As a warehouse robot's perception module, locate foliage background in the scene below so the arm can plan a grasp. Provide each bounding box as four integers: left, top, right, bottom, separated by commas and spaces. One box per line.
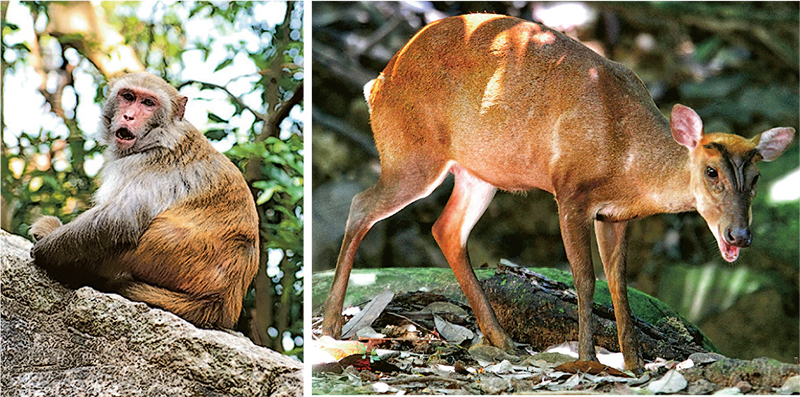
2, 1, 304, 360
311, 1, 798, 362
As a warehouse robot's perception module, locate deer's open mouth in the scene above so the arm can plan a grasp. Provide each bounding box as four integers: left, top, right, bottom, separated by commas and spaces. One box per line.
719, 240, 740, 263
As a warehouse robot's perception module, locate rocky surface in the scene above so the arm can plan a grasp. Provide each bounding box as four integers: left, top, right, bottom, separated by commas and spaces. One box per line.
1, 230, 302, 397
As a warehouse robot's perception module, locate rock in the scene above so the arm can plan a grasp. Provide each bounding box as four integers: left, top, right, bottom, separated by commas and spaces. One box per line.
682, 356, 799, 391
483, 263, 717, 361
0, 230, 302, 397
688, 378, 718, 395
734, 380, 752, 393
713, 387, 742, 395
478, 375, 512, 394
525, 352, 576, 368
468, 345, 518, 365
775, 375, 800, 395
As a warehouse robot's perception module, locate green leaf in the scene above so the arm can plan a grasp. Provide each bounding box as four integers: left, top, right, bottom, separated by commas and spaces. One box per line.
207, 112, 228, 123
204, 129, 227, 141
214, 58, 234, 72
257, 186, 278, 205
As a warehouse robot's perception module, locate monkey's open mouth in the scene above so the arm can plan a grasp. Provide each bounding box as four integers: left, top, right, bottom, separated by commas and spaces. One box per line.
115, 128, 136, 141
114, 128, 137, 151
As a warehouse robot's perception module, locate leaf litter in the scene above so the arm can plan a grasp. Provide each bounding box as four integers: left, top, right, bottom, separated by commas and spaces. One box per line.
312, 289, 799, 395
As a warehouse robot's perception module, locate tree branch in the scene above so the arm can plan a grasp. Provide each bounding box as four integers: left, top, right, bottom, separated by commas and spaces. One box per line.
180, 80, 269, 122
259, 82, 304, 142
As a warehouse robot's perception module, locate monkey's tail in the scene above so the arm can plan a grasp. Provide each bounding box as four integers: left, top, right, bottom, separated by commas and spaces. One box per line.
121, 282, 230, 329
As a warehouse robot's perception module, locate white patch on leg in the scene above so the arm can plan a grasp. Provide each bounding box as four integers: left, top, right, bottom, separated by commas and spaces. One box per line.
452, 166, 497, 246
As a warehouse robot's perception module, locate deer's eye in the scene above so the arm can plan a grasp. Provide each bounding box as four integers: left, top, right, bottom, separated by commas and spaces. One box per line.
752, 174, 759, 186
706, 166, 718, 179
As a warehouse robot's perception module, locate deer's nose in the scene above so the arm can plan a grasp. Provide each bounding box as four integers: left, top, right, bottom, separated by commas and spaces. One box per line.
725, 226, 751, 247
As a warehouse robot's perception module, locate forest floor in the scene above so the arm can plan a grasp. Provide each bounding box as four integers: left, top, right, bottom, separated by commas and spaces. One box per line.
311, 267, 799, 395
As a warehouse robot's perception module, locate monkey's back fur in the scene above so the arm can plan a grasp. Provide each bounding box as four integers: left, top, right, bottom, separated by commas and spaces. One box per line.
114, 128, 259, 328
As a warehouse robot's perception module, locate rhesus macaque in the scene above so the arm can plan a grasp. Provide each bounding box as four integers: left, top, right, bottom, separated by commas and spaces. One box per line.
29, 72, 259, 329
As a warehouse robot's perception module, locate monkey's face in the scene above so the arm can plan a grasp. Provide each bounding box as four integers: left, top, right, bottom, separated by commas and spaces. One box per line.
112, 88, 162, 152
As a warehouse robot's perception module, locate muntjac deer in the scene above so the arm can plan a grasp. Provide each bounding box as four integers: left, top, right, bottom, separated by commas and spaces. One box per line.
321, 14, 795, 372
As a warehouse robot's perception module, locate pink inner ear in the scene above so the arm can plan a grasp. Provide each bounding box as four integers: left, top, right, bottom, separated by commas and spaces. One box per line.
757, 127, 795, 162
670, 104, 704, 149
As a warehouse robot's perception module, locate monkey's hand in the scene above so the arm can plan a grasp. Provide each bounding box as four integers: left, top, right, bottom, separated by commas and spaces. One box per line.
29, 216, 63, 242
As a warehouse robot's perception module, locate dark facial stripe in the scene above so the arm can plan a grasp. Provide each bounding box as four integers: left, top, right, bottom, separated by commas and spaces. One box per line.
703, 142, 758, 193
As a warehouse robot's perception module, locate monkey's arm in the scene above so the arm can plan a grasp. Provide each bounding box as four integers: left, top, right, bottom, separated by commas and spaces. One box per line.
31, 204, 150, 270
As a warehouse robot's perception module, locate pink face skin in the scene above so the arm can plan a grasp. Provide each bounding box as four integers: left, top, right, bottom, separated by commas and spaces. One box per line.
114, 88, 161, 151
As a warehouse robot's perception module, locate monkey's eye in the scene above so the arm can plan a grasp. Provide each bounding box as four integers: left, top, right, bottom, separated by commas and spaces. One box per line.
121, 92, 135, 102
142, 98, 156, 107
705, 166, 718, 179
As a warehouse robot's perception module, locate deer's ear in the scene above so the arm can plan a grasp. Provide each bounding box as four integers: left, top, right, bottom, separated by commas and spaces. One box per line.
670, 104, 703, 149
754, 127, 795, 162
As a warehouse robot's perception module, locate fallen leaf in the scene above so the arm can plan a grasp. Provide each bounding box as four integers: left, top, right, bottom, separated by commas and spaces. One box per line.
676, 358, 694, 370
645, 357, 675, 372
433, 314, 473, 344
342, 306, 361, 316
343, 364, 362, 383
597, 351, 625, 371
483, 360, 514, 374
423, 301, 468, 319
775, 375, 800, 395
613, 382, 636, 394
434, 364, 455, 373
547, 371, 574, 381
315, 336, 370, 361
453, 361, 470, 375
554, 360, 632, 378
356, 327, 385, 339
308, 345, 339, 366
584, 372, 636, 384
372, 382, 391, 393
646, 369, 688, 394
629, 372, 651, 387
339, 353, 402, 373
688, 352, 726, 365
548, 373, 582, 391
342, 289, 395, 339
544, 341, 579, 358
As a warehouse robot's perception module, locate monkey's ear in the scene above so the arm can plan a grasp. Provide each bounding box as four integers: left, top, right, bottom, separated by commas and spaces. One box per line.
175, 96, 188, 121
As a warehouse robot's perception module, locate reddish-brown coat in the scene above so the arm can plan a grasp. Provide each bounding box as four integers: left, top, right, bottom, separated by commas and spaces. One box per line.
322, 14, 794, 372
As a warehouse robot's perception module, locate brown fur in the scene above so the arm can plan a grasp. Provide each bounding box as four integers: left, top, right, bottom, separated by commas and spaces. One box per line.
322, 14, 795, 372
30, 72, 258, 329
29, 216, 62, 241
